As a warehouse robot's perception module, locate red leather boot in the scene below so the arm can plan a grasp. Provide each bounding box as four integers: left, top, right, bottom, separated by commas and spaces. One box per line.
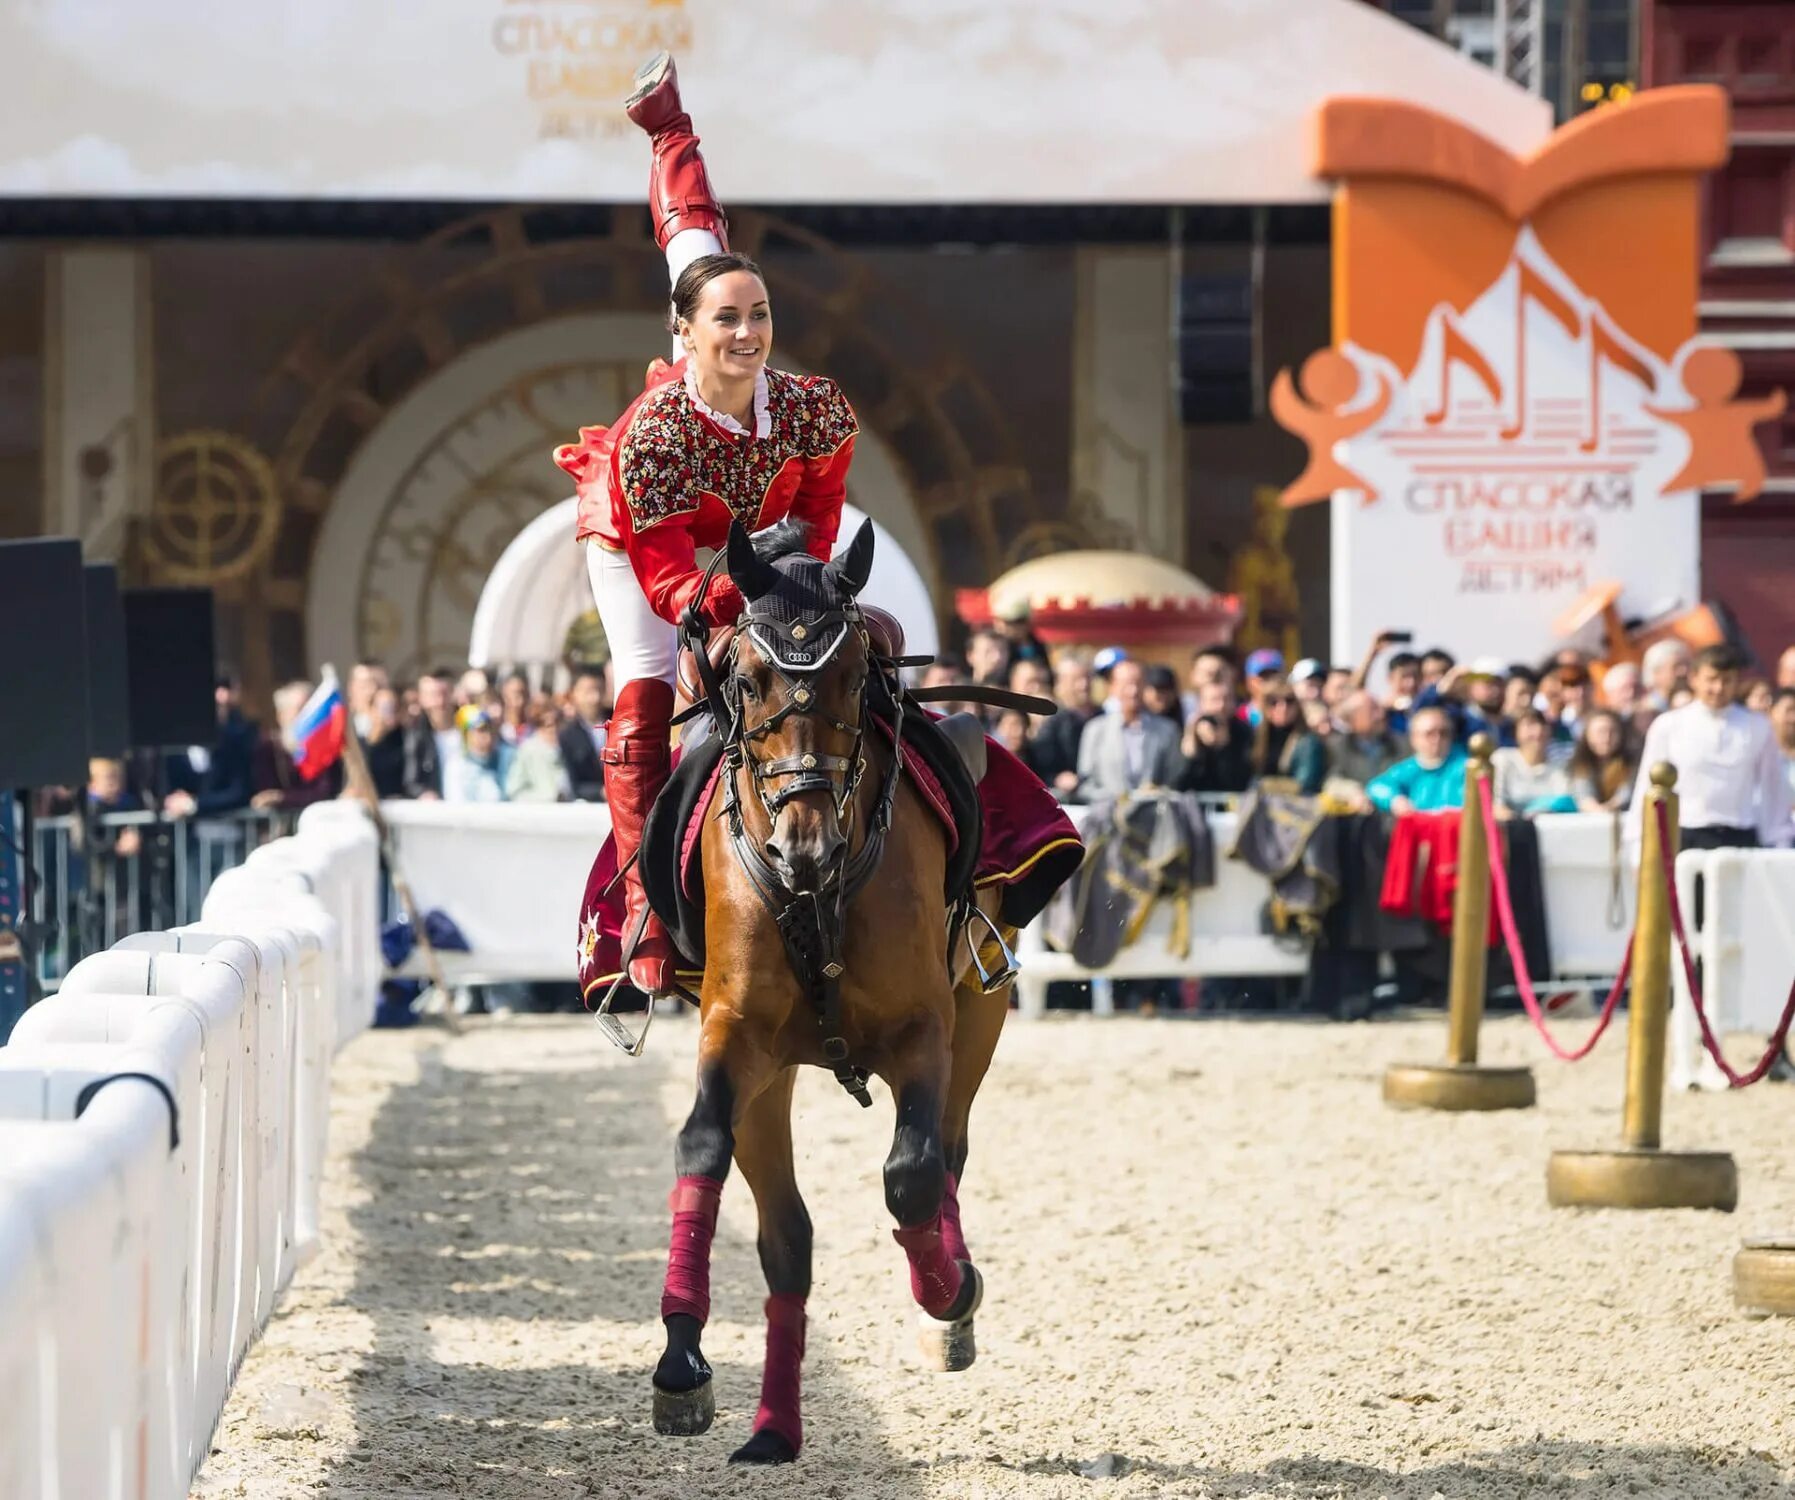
625, 52, 729, 252
603, 678, 678, 996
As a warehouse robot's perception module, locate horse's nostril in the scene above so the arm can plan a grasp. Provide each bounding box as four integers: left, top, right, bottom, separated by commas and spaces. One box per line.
764, 841, 784, 866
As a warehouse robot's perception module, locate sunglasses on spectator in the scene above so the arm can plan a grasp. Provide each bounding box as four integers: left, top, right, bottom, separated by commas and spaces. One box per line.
1263, 695, 1296, 708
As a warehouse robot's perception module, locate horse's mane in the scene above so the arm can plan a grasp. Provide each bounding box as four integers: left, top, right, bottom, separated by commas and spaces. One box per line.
751, 519, 813, 565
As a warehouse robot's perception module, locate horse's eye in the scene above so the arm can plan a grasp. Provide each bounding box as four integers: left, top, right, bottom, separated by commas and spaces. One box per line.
735, 676, 759, 701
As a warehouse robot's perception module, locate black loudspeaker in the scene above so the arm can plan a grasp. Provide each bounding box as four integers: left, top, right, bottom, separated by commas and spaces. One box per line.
0, 537, 90, 786
123, 588, 216, 748
83, 564, 131, 758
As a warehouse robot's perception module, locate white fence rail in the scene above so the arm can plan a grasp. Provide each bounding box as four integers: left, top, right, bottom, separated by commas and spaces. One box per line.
0, 801, 379, 1500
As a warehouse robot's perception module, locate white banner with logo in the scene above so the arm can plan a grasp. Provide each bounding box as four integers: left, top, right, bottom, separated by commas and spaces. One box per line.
0, 0, 1546, 204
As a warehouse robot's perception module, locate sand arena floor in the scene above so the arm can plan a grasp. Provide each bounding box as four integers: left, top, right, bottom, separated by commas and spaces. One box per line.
192, 1012, 1795, 1499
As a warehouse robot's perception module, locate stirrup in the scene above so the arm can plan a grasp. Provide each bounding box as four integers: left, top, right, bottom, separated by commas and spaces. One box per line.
593, 908, 655, 1057
965, 906, 1020, 996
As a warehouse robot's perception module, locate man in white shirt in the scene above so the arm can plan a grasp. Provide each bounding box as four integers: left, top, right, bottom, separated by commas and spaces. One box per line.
1630, 645, 1792, 850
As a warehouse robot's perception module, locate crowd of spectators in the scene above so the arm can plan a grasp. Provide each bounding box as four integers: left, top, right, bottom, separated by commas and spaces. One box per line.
965, 619, 1795, 845
42, 620, 1795, 851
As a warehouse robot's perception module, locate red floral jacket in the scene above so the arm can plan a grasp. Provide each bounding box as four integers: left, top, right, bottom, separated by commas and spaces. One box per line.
554, 358, 858, 626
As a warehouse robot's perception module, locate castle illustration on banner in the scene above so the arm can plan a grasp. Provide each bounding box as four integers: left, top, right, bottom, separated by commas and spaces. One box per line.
1273, 227, 1782, 511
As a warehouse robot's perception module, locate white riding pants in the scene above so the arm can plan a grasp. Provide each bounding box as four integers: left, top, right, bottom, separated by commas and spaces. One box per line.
586, 225, 727, 685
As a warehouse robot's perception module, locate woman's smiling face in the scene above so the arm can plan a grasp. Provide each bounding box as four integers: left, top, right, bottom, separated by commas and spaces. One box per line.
681, 269, 772, 386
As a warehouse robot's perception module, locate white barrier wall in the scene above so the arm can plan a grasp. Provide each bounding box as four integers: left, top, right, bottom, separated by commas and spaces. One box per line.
1671, 848, 1795, 1092
0, 804, 379, 1500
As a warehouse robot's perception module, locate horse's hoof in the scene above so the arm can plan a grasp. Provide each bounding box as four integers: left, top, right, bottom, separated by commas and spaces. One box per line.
651, 1377, 714, 1436
729, 1428, 798, 1465
918, 1262, 983, 1372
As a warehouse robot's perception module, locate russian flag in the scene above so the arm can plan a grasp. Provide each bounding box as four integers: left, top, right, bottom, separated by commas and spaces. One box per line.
287, 670, 347, 782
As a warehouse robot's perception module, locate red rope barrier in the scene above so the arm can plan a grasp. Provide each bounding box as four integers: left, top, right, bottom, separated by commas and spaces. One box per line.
1653, 798, 1795, 1088
1477, 778, 1630, 1062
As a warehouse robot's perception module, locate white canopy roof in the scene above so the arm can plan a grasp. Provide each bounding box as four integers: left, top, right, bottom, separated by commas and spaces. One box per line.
0, 1, 1548, 204
468, 501, 940, 671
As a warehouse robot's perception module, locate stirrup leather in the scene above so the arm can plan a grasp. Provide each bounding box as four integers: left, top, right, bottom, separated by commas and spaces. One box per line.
965, 905, 1020, 995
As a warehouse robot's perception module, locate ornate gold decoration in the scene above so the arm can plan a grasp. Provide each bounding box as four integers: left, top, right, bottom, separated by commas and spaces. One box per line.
143, 430, 279, 585
1227, 484, 1303, 662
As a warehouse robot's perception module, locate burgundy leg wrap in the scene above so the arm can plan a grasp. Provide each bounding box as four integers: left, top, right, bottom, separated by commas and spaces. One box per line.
751, 1293, 807, 1454
661, 1175, 723, 1323
940, 1171, 970, 1265
892, 1214, 965, 1319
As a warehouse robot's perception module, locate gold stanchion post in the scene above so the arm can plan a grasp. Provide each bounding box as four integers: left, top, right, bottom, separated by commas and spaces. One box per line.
1383, 735, 1536, 1111
1546, 763, 1736, 1210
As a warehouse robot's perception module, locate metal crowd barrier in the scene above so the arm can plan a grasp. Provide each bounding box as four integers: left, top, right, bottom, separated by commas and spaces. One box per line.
29, 809, 292, 993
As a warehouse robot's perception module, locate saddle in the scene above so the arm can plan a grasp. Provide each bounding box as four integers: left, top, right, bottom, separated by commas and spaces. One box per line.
639, 692, 987, 974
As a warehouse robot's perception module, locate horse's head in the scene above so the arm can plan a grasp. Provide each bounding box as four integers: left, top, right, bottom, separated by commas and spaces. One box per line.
724, 516, 877, 893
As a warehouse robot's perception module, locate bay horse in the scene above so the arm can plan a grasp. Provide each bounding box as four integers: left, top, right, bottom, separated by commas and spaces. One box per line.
647, 518, 1023, 1466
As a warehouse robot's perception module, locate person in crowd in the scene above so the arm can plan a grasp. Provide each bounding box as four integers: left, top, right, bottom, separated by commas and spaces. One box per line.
1092, 645, 1129, 703
496, 669, 533, 744
418, 669, 462, 786
918, 653, 980, 719
1366, 705, 1467, 814
1598, 661, 1643, 720
1182, 644, 1237, 721
1239, 648, 1284, 725
1326, 690, 1404, 791
85, 757, 144, 860
1502, 665, 1540, 724
1553, 663, 1593, 737
1249, 678, 1328, 794
557, 664, 609, 802
1630, 643, 1792, 849
1455, 657, 1511, 742
1568, 708, 1637, 813
507, 699, 570, 802
359, 685, 410, 799
1077, 658, 1181, 798
1741, 678, 1775, 714
1773, 688, 1795, 807
1420, 648, 1455, 689
992, 596, 1050, 668
1491, 710, 1575, 817
1009, 656, 1053, 704
1641, 638, 1692, 713
1322, 664, 1353, 712
347, 661, 388, 739
444, 705, 515, 803
1668, 684, 1696, 710
966, 627, 1011, 689
1778, 646, 1795, 692
1176, 679, 1254, 795
993, 708, 1038, 776
1349, 630, 1421, 731
1289, 658, 1326, 707
1032, 652, 1097, 800
1142, 663, 1185, 729
1531, 666, 1580, 762
250, 679, 346, 812
162, 676, 260, 823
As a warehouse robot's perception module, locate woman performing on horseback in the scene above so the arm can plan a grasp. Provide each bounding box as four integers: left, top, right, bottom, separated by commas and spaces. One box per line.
555, 51, 857, 999
556, 55, 1084, 1468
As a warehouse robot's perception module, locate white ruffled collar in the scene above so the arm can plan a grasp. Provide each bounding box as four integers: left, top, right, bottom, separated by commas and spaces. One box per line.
685, 364, 770, 440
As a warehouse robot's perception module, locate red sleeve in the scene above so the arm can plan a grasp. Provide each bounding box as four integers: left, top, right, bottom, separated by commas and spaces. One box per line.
790, 433, 855, 562
625, 521, 745, 628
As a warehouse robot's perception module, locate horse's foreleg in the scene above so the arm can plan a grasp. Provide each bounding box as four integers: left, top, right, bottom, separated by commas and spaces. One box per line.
727, 1068, 809, 1466
940, 929, 1014, 1268
653, 1026, 770, 1437
882, 1014, 982, 1342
